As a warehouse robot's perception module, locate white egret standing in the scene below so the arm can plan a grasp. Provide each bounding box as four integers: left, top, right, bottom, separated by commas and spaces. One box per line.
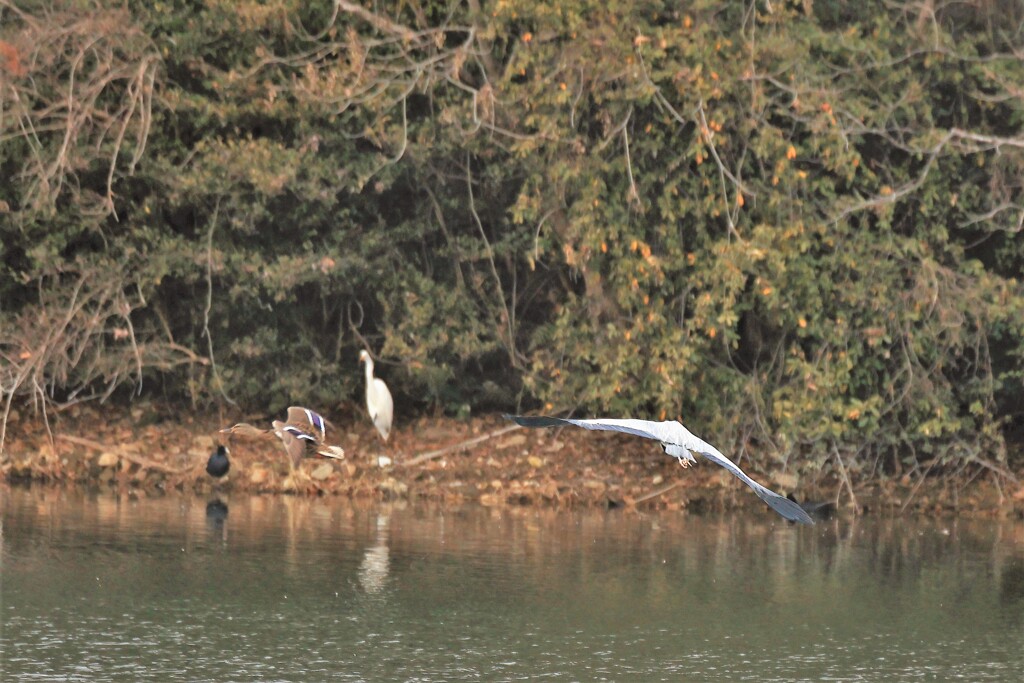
505, 415, 813, 524
360, 350, 394, 442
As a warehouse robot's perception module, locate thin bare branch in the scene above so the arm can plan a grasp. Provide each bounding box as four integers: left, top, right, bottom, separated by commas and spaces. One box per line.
403, 423, 522, 467
466, 153, 518, 367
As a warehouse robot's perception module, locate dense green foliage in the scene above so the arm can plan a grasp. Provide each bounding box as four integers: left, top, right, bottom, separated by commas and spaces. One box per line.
2, 0, 1022, 477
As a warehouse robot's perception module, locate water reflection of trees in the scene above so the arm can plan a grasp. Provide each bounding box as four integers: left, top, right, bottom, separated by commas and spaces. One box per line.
5, 488, 1023, 625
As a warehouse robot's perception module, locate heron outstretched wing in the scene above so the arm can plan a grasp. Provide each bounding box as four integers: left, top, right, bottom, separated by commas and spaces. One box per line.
505, 414, 814, 525
506, 415, 673, 442
686, 441, 813, 524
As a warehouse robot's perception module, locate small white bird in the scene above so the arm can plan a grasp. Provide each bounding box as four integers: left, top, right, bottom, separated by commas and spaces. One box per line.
505, 415, 813, 524
360, 350, 394, 442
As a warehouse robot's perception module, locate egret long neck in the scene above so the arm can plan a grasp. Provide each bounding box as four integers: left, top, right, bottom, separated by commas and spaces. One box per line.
363, 357, 375, 382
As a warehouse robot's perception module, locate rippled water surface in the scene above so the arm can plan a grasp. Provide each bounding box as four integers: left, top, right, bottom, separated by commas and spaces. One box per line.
3, 488, 1023, 681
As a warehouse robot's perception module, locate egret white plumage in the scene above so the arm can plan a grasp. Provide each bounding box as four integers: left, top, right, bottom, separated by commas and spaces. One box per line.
505, 415, 813, 525
359, 350, 394, 442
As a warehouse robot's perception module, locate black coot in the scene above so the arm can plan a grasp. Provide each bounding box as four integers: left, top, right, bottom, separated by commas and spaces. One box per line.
206, 445, 230, 477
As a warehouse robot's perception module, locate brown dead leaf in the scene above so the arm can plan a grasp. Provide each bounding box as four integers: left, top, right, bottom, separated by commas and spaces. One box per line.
97, 452, 119, 467
772, 472, 798, 490
496, 434, 527, 450
378, 478, 408, 495
311, 463, 334, 481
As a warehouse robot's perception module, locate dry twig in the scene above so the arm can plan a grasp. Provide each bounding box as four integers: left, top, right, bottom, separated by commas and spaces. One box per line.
403, 423, 521, 467
56, 433, 193, 475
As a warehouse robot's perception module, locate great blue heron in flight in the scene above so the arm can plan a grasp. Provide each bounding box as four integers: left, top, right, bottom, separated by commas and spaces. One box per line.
505, 415, 813, 524
360, 350, 394, 442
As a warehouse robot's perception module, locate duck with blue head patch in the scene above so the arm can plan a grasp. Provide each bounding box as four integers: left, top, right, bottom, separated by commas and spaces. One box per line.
220, 406, 345, 471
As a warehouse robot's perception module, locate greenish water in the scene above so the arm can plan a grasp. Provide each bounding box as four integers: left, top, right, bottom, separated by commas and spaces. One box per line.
2, 488, 1023, 681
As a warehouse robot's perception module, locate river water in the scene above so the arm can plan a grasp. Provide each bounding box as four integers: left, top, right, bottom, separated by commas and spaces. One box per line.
2, 488, 1023, 681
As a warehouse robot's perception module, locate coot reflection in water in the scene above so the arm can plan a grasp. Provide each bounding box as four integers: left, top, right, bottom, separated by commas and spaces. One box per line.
206, 498, 229, 525
2, 489, 1023, 681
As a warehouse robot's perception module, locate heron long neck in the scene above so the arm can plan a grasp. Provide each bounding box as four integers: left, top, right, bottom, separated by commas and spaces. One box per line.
363, 357, 374, 383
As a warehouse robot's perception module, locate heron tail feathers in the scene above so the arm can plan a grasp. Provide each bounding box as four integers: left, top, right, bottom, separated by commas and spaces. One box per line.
754, 486, 815, 525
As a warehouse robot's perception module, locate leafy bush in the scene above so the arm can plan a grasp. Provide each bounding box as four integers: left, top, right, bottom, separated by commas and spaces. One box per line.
2, 0, 1021, 477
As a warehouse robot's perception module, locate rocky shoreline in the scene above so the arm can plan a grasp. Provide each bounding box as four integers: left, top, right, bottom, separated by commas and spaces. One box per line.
2, 406, 1022, 519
